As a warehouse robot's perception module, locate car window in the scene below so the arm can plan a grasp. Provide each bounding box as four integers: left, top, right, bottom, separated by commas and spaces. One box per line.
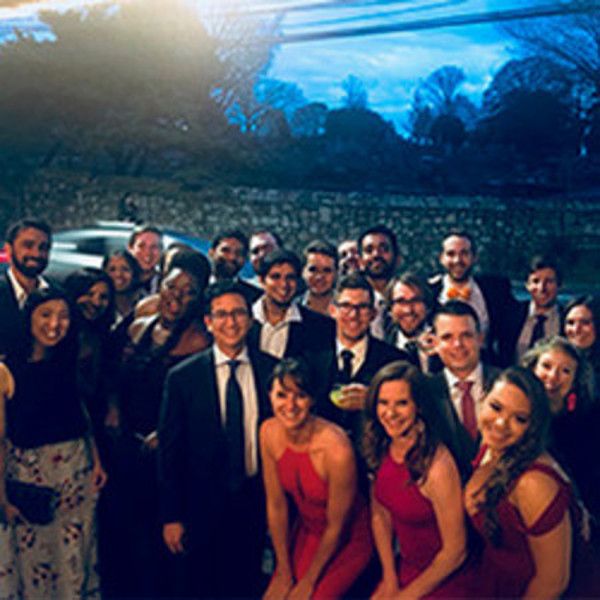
74, 237, 108, 256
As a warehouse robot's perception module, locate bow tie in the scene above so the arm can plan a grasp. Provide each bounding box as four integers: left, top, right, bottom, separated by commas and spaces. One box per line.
447, 287, 471, 301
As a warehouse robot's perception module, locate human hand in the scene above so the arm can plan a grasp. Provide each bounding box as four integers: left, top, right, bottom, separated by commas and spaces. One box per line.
287, 577, 315, 600
91, 460, 108, 493
338, 383, 368, 411
263, 571, 294, 600
104, 404, 121, 434
163, 522, 186, 554
141, 431, 159, 452
418, 329, 437, 356
370, 577, 402, 600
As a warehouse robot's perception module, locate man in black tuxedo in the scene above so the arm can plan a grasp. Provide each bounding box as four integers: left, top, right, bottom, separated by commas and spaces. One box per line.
428, 229, 515, 366
158, 281, 276, 598
250, 249, 335, 359
0, 217, 53, 360
310, 272, 407, 437
504, 254, 563, 365
427, 301, 500, 479
209, 229, 262, 304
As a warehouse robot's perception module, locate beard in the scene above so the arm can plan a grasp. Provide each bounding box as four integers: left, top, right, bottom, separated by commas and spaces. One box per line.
213, 258, 240, 279
447, 263, 472, 283
13, 254, 47, 277
364, 258, 394, 281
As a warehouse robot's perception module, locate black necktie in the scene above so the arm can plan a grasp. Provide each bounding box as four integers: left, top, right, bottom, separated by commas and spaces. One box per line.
340, 349, 354, 383
405, 340, 420, 368
225, 359, 245, 492
529, 314, 547, 348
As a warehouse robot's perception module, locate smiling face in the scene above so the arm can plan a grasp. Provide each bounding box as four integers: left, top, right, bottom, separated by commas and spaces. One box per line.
533, 348, 577, 412
105, 254, 134, 293
439, 235, 475, 284
303, 252, 337, 297
210, 237, 247, 279
434, 313, 483, 378
565, 305, 596, 350
526, 268, 559, 311
270, 375, 313, 431
129, 231, 162, 275
390, 281, 428, 336
7, 226, 51, 279
31, 299, 70, 352
158, 268, 200, 325
331, 287, 374, 346
376, 378, 418, 441
205, 292, 251, 357
479, 380, 532, 454
360, 233, 396, 281
260, 262, 298, 308
77, 281, 111, 322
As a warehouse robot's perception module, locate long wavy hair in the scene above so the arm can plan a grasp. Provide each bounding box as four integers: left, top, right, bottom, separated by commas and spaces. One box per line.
476, 367, 551, 546
362, 360, 442, 483
521, 336, 595, 414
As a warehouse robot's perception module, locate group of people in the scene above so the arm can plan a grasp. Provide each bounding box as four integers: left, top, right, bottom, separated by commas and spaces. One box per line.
0, 216, 598, 599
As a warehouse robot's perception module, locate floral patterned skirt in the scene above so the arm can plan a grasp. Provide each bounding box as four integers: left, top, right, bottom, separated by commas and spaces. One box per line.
0, 437, 100, 600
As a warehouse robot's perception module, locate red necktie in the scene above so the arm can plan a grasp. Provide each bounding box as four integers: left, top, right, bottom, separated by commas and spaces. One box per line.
456, 380, 477, 440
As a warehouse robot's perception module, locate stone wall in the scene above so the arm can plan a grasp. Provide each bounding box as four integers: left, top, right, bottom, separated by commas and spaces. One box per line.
15, 171, 600, 282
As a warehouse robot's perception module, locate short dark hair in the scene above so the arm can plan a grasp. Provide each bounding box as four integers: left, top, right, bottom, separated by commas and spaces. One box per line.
269, 357, 318, 401
334, 272, 375, 306
211, 229, 249, 255
204, 280, 252, 315
303, 239, 338, 269
385, 272, 434, 313
527, 254, 562, 286
433, 300, 481, 332
127, 223, 163, 248
358, 225, 398, 258
5, 217, 52, 245
102, 250, 142, 288
257, 249, 301, 278
441, 230, 477, 256
251, 230, 283, 248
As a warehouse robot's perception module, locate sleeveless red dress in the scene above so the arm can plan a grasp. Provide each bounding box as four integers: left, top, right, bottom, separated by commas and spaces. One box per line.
272, 447, 373, 600
373, 451, 477, 598
469, 450, 572, 598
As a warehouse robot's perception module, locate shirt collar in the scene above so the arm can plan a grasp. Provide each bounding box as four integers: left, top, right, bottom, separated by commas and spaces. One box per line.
442, 274, 474, 294
444, 361, 483, 389
528, 301, 559, 319
252, 296, 302, 325
213, 343, 250, 367
7, 267, 49, 308
336, 334, 368, 359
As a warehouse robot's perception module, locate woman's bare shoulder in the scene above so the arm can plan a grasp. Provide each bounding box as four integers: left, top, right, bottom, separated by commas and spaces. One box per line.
0, 363, 15, 399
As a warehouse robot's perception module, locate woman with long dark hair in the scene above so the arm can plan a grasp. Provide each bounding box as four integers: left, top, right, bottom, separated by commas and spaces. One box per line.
363, 360, 474, 599
0, 288, 106, 598
465, 367, 573, 598
261, 358, 372, 600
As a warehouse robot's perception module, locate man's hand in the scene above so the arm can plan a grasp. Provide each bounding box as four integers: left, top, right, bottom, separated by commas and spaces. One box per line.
163, 522, 186, 554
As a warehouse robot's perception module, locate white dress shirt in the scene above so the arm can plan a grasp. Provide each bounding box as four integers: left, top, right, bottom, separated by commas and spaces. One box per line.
336, 335, 368, 377
440, 275, 490, 341
7, 267, 50, 309
252, 297, 302, 359
516, 302, 561, 361
444, 362, 485, 424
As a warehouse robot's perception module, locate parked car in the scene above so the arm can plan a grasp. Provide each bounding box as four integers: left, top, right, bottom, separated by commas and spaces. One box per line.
45, 221, 229, 281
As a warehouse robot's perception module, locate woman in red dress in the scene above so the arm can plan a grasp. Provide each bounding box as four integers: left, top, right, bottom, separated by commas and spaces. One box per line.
363, 360, 473, 599
260, 358, 372, 600
465, 366, 572, 598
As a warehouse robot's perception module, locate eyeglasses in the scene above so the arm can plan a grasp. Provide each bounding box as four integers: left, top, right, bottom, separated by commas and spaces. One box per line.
210, 308, 249, 322
335, 302, 372, 316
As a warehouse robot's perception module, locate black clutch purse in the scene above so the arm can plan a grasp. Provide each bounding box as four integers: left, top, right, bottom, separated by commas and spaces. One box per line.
4, 480, 59, 525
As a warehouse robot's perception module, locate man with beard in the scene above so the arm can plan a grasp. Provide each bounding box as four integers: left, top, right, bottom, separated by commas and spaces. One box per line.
249, 249, 334, 359
0, 217, 53, 359
209, 229, 261, 304
358, 225, 401, 340
428, 230, 514, 366
385, 272, 439, 373
507, 254, 563, 363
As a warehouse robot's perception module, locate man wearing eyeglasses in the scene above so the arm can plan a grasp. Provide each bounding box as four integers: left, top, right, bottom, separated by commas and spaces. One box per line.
310, 273, 407, 436
158, 280, 275, 598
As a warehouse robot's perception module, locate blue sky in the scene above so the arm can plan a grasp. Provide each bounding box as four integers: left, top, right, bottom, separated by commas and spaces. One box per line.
0, 0, 553, 129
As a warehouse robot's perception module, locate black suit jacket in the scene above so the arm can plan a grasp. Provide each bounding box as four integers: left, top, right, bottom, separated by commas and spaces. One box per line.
237, 279, 263, 305
248, 303, 336, 359
157, 345, 276, 530
429, 273, 516, 367
309, 334, 408, 430
0, 272, 22, 360
427, 363, 500, 481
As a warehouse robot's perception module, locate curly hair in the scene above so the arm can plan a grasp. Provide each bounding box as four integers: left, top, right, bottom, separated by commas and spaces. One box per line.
521, 336, 595, 414
475, 367, 551, 546
362, 361, 442, 483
